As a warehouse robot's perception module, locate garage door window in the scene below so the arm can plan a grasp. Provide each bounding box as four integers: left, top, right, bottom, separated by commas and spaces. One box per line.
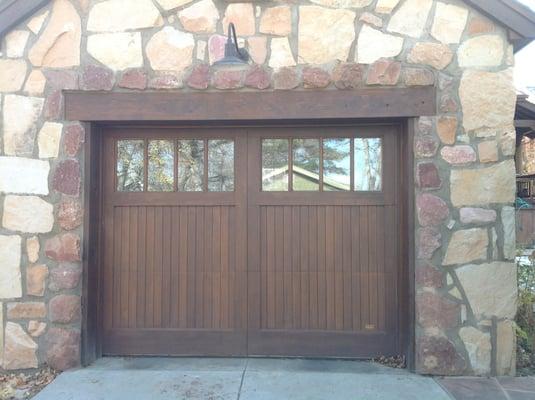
116, 139, 235, 192
261, 137, 382, 192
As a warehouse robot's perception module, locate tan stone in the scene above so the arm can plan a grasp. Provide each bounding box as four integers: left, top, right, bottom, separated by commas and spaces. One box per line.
460, 69, 516, 132
87, 0, 163, 32
459, 327, 491, 375
437, 116, 458, 145
196, 40, 207, 61
38, 122, 63, 159
0, 303, 3, 366
359, 12, 383, 28
458, 35, 504, 68
375, 0, 401, 14
223, 3, 255, 36
179, 0, 219, 34
29, 0, 81, 68
5, 30, 30, 58
27, 237, 40, 264
468, 17, 495, 36
478, 141, 498, 163
499, 126, 516, 156
310, 0, 372, 6
431, 2, 468, 44
443, 228, 488, 266
27, 11, 49, 35
451, 160, 515, 207
299, 6, 355, 64
248, 37, 268, 64
269, 37, 296, 69
28, 321, 47, 337
146, 27, 194, 74
155, 0, 194, 11
3, 95, 44, 157
87, 32, 143, 71
456, 262, 517, 320
3, 195, 54, 234
388, 0, 433, 38
501, 206, 515, 261
407, 42, 453, 70
0, 60, 28, 92
357, 25, 403, 64
26, 265, 49, 297
260, 6, 291, 36
0, 157, 50, 196
0, 235, 22, 299
496, 320, 516, 376
3, 322, 37, 370
7, 302, 46, 319
24, 70, 46, 95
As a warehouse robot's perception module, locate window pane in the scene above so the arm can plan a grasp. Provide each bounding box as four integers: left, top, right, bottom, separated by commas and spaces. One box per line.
148, 140, 174, 192
293, 138, 320, 191
262, 139, 289, 191
117, 140, 144, 192
323, 138, 350, 191
208, 139, 234, 192
177, 139, 204, 192
354, 138, 382, 191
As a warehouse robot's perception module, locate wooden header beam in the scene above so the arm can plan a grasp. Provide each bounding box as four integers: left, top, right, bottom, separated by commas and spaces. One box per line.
64, 88, 436, 122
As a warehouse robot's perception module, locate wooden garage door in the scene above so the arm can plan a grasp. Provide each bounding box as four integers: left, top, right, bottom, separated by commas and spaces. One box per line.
100, 125, 403, 358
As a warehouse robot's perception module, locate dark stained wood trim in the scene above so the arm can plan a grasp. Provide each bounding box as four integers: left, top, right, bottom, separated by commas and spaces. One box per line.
0, 0, 50, 39
64, 89, 437, 122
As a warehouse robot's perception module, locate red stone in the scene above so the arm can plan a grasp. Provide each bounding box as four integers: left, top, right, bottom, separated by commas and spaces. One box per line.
417, 227, 441, 260
49, 264, 82, 292
45, 327, 80, 371
366, 59, 401, 85
212, 69, 245, 90
118, 69, 147, 90
416, 162, 441, 189
80, 65, 114, 91
332, 63, 365, 89
44, 90, 62, 120
440, 94, 458, 113
414, 135, 439, 158
53, 159, 80, 196
63, 123, 85, 157
44, 70, 78, 90
57, 197, 83, 230
303, 67, 330, 89
415, 261, 443, 288
244, 65, 270, 90
416, 291, 459, 329
208, 34, 227, 64
273, 67, 299, 90
187, 64, 210, 90
440, 145, 476, 165
49, 295, 81, 323
45, 233, 81, 262
148, 74, 182, 89
417, 335, 467, 375
416, 193, 449, 227
403, 68, 435, 86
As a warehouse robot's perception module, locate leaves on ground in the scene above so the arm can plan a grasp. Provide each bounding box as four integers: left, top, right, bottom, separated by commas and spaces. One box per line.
0, 367, 58, 400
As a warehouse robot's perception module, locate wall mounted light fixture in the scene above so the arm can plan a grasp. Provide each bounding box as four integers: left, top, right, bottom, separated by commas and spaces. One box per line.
214, 23, 250, 66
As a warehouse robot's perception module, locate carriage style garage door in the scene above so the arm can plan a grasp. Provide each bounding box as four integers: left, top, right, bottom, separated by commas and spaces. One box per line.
100, 125, 403, 358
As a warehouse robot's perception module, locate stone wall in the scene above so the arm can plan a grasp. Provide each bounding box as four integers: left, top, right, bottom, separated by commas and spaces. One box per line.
0, 0, 517, 375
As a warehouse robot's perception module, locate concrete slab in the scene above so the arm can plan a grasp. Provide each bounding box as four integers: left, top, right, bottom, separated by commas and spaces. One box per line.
34, 357, 452, 400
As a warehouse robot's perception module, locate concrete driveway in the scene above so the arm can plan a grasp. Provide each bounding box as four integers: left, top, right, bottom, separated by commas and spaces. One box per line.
34, 357, 451, 400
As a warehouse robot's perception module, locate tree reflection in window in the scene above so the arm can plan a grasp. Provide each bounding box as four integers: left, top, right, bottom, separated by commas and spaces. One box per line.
354, 138, 382, 191
323, 138, 350, 191
208, 139, 234, 192
117, 140, 144, 192
177, 139, 204, 191
148, 140, 174, 192
262, 139, 289, 191
293, 138, 320, 191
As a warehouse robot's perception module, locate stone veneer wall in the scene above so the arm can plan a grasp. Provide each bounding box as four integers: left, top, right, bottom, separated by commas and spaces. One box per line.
0, 0, 518, 375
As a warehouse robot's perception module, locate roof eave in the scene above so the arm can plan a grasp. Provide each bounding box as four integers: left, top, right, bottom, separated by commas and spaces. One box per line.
0, 0, 50, 40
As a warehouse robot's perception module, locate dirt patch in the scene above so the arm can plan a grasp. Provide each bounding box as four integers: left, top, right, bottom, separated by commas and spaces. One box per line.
373, 355, 406, 369
0, 367, 58, 399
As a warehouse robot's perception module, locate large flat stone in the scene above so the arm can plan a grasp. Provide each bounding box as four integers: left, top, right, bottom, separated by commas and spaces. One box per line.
3, 95, 44, 157
38, 122, 63, 159
178, 0, 219, 33
298, 6, 355, 64
3, 195, 54, 233
450, 160, 515, 207
443, 228, 488, 266
0, 59, 27, 92
87, 32, 143, 71
456, 262, 517, 320
0, 157, 49, 195
3, 322, 37, 370
458, 35, 504, 68
87, 0, 163, 32
0, 235, 22, 299
431, 2, 468, 44
357, 25, 403, 64
388, 0, 433, 38
459, 327, 491, 375
146, 27, 194, 73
